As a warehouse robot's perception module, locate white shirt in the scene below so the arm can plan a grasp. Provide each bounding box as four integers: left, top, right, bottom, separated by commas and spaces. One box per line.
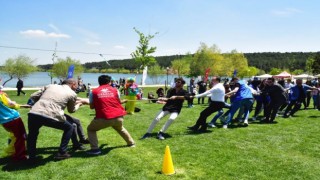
195, 83, 225, 102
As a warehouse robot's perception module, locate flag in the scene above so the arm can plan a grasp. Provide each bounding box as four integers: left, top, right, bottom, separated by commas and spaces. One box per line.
204, 68, 210, 82
67, 65, 75, 79
142, 66, 148, 85
233, 69, 238, 77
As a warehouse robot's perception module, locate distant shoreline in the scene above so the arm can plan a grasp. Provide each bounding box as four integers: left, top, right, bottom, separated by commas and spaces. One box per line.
2, 84, 166, 91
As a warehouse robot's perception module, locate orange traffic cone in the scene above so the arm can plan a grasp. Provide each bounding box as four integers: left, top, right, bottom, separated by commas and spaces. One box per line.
162, 145, 175, 175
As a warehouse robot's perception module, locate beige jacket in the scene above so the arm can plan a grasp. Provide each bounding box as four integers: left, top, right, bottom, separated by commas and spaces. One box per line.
29, 84, 78, 122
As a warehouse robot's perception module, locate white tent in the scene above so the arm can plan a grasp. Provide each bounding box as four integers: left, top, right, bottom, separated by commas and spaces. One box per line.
256, 74, 272, 79
293, 74, 314, 79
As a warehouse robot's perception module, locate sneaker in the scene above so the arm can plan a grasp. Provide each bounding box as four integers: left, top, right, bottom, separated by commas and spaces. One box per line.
157, 132, 165, 140
54, 152, 71, 160
222, 125, 228, 129
140, 133, 151, 140
208, 123, 216, 128
243, 119, 249, 127
79, 138, 90, 144
127, 144, 136, 148
86, 149, 101, 155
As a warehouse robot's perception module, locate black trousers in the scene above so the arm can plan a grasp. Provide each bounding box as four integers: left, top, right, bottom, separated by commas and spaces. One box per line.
284, 100, 302, 116
265, 100, 285, 122
194, 101, 225, 129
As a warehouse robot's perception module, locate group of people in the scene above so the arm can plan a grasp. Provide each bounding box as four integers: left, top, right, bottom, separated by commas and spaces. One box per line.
1, 74, 318, 163
1, 75, 136, 162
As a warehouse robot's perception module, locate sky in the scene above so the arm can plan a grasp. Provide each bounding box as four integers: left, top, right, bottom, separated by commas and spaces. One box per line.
1, 0, 319, 65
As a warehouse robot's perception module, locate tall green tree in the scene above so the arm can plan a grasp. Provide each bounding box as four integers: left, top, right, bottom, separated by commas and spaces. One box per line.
131, 27, 158, 70
189, 43, 224, 77
310, 53, 320, 75
171, 55, 192, 77
1, 55, 37, 86
51, 57, 84, 81
306, 57, 314, 74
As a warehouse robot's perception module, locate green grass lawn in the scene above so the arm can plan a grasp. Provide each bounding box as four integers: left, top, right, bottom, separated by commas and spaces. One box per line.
1, 88, 320, 179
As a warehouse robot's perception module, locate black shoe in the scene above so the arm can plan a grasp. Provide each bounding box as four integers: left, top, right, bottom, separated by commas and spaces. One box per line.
157, 132, 165, 140
187, 126, 198, 131
54, 152, 71, 160
140, 133, 151, 140
79, 138, 90, 144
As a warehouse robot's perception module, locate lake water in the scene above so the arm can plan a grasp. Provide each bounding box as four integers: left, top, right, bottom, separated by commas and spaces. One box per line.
0, 72, 192, 88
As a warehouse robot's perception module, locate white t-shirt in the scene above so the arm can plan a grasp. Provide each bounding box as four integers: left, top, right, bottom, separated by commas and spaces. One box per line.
195, 83, 225, 102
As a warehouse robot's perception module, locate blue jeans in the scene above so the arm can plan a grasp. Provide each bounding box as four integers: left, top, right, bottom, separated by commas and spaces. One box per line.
224, 98, 254, 125
27, 113, 75, 158
209, 102, 231, 124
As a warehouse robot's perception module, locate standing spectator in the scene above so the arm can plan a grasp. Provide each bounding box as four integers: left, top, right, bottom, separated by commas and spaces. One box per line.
16, 78, 26, 96
311, 83, 320, 109
187, 78, 196, 108
197, 78, 207, 104
0, 86, 30, 161
86, 75, 135, 155
27, 79, 84, 160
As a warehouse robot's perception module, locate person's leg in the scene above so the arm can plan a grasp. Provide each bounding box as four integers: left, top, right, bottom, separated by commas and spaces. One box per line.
191, 102, 224, 130
224, 101, 241, 126
17, 88, 21, 96
65, 114, 87, 142
87, 118, 111, 150
112, 117, 135, 145
284, 101, 295, 116
290, 101, 302, 116
3, 118, 27, 161
27, 113, 43, 159
253, 100, 262, 117
146, 111, 169, 133
159, 112, 179, 133
270, 101, 283, 122
209, 109, 224, 124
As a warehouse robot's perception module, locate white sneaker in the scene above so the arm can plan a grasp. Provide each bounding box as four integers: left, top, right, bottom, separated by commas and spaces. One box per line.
244, 119, 248, 127
223, 125, 228, 129
208, 123, 216, 128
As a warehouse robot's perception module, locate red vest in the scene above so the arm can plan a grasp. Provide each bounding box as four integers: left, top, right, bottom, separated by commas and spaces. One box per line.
92, 84, 126, 119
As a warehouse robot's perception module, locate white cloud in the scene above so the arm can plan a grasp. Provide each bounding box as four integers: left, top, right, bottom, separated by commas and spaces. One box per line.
87, 41, 101, 46
114, 45, 126, 49
20, 30, 71, 38
271, 8, 302, 17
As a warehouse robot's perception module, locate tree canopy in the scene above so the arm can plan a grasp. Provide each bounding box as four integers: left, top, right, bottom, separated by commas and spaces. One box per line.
131, 27, 158, 70
51, 57, 84, 81
1, 55, 37, 86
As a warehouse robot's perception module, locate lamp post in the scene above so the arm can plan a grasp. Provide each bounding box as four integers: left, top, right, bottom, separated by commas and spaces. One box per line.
166, 67, 169, 94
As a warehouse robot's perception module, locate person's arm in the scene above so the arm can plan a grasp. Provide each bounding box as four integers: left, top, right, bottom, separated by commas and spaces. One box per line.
225, 87, 239, 96
195, 90, 212, 98
67, 95, 80, 113
89, 91, 95, 109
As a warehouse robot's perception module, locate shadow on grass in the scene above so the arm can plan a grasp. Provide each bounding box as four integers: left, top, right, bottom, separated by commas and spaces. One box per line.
71, 144, 128, 158
1, 144, 132, 171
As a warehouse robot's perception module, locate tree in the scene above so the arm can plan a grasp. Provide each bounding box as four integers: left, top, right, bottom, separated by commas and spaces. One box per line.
189, 43, 224, 77
1, 55, 37, 86
306, 57, 314, 74
291, 69, 304, 75
51, 57, 84, 81
269, 68, 282, 75
148, 63, 164, 84
131, 27, 158, 69
171, 55, 192, 77
310, 53, 320, 75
